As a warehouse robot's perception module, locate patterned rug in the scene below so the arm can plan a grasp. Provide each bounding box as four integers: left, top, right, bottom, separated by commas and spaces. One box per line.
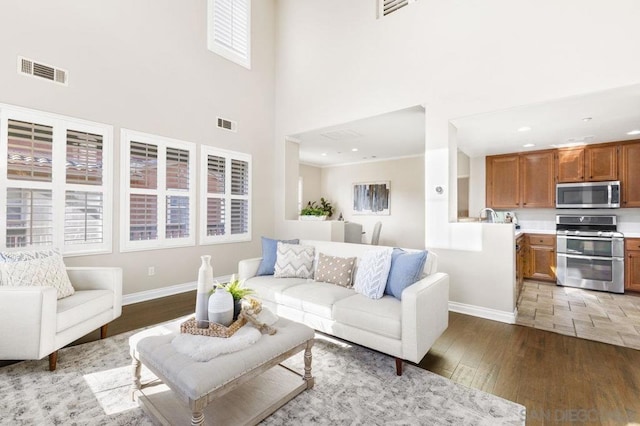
0, 328, 525, 425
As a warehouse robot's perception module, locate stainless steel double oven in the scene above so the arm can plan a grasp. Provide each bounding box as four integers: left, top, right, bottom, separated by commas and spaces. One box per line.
556, 215, 624, 293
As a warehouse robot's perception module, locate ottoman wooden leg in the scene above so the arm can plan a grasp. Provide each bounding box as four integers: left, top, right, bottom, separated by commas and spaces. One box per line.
191, 410, 204, 426
130, 357, 142, 401
303, 339, 315, 389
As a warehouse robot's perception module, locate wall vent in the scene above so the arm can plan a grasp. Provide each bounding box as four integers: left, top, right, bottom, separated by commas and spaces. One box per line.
18, 56, 68, 85
217, 117, 237, 132
379, 0, 417, 18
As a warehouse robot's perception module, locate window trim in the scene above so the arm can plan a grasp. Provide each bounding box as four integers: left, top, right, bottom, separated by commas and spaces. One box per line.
200, 145, 252, 245
0, 103, 113, 256
207, 0, 251, 69
120, 129, 197, 252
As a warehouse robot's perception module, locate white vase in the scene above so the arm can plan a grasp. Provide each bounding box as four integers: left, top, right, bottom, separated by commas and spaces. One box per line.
208, 285, 234, 326
195, 255, 214, 328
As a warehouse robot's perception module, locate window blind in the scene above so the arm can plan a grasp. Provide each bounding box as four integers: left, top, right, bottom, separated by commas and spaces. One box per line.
230, 159, 249, 195
66, 129, 103, 185
130, 141, 158, 189
64, 191, 103, 244
207, 155, 226, 194
212, 0, 249, 59
129, 194, 158, 241
166, 195, 190, 238
6, 188, 53, 248
380, 0, 415, 17
7, 119, 53, 182
206, 198, 226, 236
166, 147, 189, 191
230, 199, 248, 234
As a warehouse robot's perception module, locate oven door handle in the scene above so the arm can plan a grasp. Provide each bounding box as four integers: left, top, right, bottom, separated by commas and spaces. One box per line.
558, 253, 624, 261
556, 236, 624, 242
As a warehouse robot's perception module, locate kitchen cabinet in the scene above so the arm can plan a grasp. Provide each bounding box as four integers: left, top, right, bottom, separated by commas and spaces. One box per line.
486, 154, 520, 208
625, 238, 640, 292
516, 235, 526, 299
525, 234, 556, 282
557, 144, 618, 182
621, 141, 640, 208
486, 151, 554, 209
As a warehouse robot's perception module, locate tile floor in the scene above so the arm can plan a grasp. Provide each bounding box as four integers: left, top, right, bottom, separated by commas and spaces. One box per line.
516, 280, 640, 350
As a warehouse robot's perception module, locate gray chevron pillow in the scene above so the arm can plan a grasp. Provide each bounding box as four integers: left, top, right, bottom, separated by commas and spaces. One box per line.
353, 248, 393, 299
274, 242, 315, 279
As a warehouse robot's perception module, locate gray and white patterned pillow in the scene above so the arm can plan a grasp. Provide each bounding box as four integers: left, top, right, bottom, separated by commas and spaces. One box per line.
0, 249, 75, 299
315, 252, 356, 287
353, 248, 393, 299
274, 242, 315, 279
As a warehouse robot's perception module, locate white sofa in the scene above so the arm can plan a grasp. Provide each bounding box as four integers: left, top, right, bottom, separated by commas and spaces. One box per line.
0, 267, 123, 370
238, 240, 449, 375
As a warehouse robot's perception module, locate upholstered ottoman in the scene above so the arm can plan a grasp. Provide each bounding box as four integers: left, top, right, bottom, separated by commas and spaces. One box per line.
129, 317, 315, 426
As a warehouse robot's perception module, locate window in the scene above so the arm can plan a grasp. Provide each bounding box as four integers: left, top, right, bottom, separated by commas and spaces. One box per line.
378, 0, 417, 18
120, 130, 196, 252
207, 0, 251, 69
200, 145, 251, 244
0, 104, 113, 255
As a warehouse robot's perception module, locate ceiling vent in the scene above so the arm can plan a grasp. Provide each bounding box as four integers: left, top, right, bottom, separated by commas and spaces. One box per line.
320, 129, 362, 140
18, 56, 68, 86
217, 117, 237, 132
379, 0, 417, 18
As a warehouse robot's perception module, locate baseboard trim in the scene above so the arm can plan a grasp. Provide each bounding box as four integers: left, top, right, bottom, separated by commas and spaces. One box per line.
122, 274, 233, 306
448, 301, 516, 324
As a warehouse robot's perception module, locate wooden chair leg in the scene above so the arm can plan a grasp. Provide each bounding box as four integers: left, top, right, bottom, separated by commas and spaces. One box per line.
100, 324, 108, 339
49, 351, 58, 371
395, 358, 403, 376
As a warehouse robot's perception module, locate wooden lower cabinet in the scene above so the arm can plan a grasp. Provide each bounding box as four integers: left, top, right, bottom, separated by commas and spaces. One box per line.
525, 234, 556, 282
515, 235, 526, 299
625, 238, 640, 292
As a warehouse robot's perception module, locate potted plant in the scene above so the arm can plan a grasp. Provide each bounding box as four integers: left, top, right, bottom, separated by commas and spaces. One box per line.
222, 275, 255, 320
299, 198, 334, 220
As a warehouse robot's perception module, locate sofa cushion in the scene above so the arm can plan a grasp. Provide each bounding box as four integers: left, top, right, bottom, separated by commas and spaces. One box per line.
247, 275, 308, 304
280, 282, 356, 319
333, 294, 401, 339
385, 249, 428, 300
256, 237, 299, 276
0, 249, 75, 299
353, 248, 393, 299
274, 243, 315, 279
56, 289, 114, 333
314, 253, 356, 288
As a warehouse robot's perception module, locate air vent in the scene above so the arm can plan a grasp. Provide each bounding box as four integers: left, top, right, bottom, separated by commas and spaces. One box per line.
18, 56, 68, 85
378, 0, 417, 18
320, 129, 362, 140
217, 117, 237, 132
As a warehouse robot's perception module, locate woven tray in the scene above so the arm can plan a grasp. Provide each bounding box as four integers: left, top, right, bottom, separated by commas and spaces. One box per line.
180, 316, 247, 338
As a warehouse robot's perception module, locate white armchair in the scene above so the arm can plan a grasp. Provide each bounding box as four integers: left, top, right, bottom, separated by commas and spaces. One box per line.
0, 267, 123, 370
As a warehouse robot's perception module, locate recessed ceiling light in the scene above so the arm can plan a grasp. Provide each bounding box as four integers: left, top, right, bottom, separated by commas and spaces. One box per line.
582, 117, 592, 122
518, 126, 532, 132
321, 153, 327, 156
523, 143, 536, 148
627, 129, 640, 136
351, 148, 358, 152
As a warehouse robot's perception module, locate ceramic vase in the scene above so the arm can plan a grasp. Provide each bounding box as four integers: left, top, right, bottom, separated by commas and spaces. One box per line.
208, 284, 234, 326
195, 255, 213, 328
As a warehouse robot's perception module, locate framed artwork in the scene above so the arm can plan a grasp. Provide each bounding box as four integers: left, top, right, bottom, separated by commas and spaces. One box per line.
353, 181, 390, 215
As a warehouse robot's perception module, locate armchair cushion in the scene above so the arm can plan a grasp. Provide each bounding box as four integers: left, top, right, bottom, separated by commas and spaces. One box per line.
0, 249, 74, 299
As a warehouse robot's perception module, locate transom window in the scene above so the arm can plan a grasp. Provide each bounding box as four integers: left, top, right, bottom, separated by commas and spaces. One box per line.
200, 145, 251, 244
120, 129, 196, 252
0, 104, 113, 255
207, 0, 251, 69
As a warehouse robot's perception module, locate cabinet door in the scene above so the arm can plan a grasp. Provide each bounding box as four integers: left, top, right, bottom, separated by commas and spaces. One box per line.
585, 145, 618, 181
486, 154, 520, 208
621, 142, 640, 208
626, 251, 640, 292
521, 151, 555, 208
528, 245, 556, 281
557, 148, 585, 182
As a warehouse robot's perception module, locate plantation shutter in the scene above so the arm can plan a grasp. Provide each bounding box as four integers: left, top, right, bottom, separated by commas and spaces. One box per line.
212, 0, 249, 60
7, 119, 53, 182
379, 0, 416, 17
66, 130, 103, 185
64, 191, 103, 244
6, 188, 53, 248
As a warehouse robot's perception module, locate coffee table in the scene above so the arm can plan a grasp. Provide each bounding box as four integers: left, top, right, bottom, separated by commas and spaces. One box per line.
129, 317, 315, 426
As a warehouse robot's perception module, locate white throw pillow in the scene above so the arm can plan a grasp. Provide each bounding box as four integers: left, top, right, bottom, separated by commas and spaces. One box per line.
0, 249, 75, 299
353, 248, 393, 299
274, 242, 315, 279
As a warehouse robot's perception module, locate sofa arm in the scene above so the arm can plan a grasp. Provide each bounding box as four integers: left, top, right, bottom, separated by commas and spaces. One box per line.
66, 267, 123, 319
238, 257, 262, 281
400, 272, 450, 363
0, 286, 57, 360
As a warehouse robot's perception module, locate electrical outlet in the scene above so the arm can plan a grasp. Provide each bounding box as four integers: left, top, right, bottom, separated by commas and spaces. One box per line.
148, 266, 155, 276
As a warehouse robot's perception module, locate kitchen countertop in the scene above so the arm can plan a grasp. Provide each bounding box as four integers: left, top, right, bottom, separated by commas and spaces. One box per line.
514, 229, 556, 239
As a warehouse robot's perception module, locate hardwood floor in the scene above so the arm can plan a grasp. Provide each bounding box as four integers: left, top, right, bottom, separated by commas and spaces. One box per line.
4, 291, 640, 424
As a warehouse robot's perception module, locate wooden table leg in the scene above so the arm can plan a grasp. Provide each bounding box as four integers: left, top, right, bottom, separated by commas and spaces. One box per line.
303, 339, 314, 389
190, 410, 204, 426
130, 356, 142, 401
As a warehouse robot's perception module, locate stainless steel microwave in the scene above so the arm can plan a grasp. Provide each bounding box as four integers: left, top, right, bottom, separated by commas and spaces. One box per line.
556, 181, 620, 208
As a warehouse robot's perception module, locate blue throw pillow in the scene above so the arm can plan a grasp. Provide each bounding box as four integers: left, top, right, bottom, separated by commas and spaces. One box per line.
256, 237, 300, 276
384, 248, 428, 300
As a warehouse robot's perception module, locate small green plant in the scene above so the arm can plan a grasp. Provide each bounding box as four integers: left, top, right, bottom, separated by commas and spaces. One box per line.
222, 277, 255, 301
300, 198, 333, 218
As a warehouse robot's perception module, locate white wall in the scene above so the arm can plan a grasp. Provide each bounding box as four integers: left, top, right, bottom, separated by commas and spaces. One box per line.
273, 0, 640, 321
0, 0, 276, 295
299, 163, 322, 211
319, 156, 425, 249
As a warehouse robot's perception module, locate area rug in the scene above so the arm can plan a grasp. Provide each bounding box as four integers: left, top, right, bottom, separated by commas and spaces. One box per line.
0, 329, 525, 425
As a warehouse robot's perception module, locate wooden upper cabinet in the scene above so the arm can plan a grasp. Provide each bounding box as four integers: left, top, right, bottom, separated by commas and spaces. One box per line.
557, 148, 585, 182
520, 151, 555, 208
621, 141, 640, 207
486, 154, 520, 208
585, 145, 618, 181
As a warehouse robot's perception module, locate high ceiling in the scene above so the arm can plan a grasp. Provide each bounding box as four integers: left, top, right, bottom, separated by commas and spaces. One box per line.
293, 84, 640, 166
